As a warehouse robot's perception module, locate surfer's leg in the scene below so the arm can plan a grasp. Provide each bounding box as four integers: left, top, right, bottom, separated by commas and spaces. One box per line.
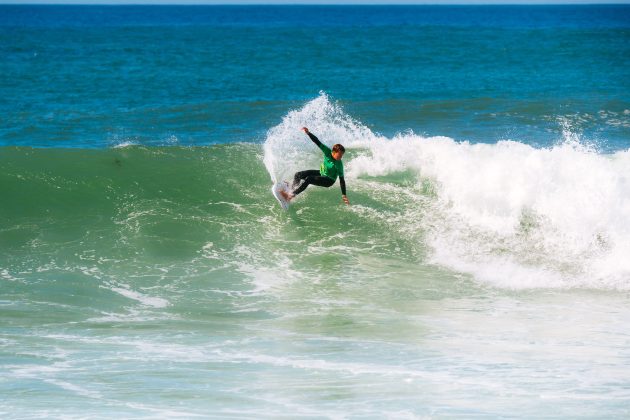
293, 170, 320, 189
292, 174, 335, 196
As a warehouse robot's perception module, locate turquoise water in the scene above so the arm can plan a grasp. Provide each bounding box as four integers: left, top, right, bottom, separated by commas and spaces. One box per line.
2, 5, 629, 149
2, 5, 630, 418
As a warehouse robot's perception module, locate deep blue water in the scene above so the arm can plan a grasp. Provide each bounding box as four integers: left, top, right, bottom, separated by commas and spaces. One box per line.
2, 5, 630, 29
1, 5, 629, 150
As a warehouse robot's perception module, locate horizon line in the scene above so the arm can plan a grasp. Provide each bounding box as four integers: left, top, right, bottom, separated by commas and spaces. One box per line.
2, 0, 629, 5
2, 2, 628, 4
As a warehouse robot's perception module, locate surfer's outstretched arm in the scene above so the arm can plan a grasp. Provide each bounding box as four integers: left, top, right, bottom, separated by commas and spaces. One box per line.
302, 127, 323, 148
340, 177, 350, 205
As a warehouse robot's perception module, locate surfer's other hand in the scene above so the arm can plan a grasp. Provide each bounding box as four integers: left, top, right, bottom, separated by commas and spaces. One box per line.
302, 127, 309, 133
342, 195, 350, 205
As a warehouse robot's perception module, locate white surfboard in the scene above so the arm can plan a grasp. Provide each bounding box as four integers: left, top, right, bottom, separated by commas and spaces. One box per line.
271, 182, 291, 210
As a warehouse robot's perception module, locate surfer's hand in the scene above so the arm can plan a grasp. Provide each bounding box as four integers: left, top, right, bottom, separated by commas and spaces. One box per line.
342, 195, 350, 205
302, 127, 309, 133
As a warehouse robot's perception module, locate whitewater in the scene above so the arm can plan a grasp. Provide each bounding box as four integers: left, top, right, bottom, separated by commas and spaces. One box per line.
265, 94, 630, 291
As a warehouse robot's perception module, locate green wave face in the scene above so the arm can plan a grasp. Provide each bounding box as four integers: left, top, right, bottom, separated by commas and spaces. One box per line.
1, 144, 437, 317
2, 138, 630, 420
1, 145, 266, 257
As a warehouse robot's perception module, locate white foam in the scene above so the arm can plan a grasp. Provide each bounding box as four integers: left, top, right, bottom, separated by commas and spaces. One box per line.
264, 94, 630, 290
102, 281, 170, 308
85, 309, 177, 323
123, 402, 204, 418
399, 138, 630, 290
0, 268, 23, 282
44, 379, 102, 399
112, 141, 138, 149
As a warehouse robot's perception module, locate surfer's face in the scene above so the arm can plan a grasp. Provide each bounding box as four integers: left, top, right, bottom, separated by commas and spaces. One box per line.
332, 151, 344, 161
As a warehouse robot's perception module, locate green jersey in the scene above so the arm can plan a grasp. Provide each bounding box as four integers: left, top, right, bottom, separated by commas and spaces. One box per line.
318, 143, 344, 181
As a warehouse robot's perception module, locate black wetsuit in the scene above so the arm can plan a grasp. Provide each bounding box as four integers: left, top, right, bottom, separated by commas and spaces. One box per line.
292, 132, 347, 197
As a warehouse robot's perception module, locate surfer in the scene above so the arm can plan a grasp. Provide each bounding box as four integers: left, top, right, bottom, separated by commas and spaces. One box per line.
280, 127, 350, 205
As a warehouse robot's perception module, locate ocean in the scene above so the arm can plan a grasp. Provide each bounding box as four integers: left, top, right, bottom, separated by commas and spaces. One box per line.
1, 4, 630, 418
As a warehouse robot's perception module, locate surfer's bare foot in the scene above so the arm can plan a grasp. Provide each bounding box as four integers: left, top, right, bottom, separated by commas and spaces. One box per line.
280, 190, 293, 202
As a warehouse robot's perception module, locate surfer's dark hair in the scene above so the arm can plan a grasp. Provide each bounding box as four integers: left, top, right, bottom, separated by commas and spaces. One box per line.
332, 144, 345, 154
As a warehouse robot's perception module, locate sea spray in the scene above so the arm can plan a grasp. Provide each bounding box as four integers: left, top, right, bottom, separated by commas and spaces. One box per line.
263, 92, 377, 184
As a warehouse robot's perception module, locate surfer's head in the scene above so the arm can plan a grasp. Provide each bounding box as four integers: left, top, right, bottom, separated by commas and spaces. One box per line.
332, 144, 345, 161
